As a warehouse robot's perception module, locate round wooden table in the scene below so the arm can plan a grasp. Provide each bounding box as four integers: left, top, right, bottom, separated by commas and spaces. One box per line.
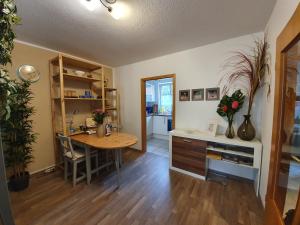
71, 133, 138, 187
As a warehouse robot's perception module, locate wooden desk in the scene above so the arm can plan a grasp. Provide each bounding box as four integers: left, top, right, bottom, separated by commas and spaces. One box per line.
71, 133, 137, 187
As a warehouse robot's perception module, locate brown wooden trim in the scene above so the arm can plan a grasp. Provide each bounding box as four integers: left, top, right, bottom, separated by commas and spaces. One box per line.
265, 3, 300, 225
140, 74, 176, 152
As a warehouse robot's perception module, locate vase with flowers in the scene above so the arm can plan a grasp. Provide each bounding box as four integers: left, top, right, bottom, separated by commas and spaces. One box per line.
92, 109, 107, 137
217, 90, 245, 139
220, 38, 270, 141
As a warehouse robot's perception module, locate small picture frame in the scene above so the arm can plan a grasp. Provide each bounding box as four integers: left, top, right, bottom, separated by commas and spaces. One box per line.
179, 90, 190, 101
206, 87, 220, 101
207, 120, 218, 136
192, 89, 204, 101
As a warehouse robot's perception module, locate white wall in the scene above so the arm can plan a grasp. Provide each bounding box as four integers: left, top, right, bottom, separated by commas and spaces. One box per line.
116, 32, 263, 151
116, 33, 267, 182
116, 0, 300, 206
260, 0, 300, 207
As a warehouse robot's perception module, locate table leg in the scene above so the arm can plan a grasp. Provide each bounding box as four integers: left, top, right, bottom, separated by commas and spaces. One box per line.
85, 145, 91, 185
114, 149, 120, 188
119, 149, 123, 168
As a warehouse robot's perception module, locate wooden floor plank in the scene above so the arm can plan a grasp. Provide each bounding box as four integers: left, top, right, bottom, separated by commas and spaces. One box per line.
10, 150, 264, 225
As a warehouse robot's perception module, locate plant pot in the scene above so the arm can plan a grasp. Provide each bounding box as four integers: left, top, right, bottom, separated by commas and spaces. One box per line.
96, 124, 105, 137
225, 120, 235, 139
8, 172, 30, 192
238, 114, 256, 141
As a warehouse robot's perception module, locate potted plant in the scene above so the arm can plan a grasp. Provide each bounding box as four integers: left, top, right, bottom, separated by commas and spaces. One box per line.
92, 109, 107, 137
2, 81, 37, 191
220, 38, 270, 141
0, 0, 36, 192
217, 90, 245, 138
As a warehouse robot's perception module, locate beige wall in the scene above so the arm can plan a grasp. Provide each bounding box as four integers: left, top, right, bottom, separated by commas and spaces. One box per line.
7, 42, 57, 174
6, 41, 114, 174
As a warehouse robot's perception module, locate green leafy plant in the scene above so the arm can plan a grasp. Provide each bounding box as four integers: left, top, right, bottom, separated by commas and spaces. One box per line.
2, 81, 37, 177
217, 90, 245, 125
92, 109, 107, 125
0, 0, 36, 180
0, 0, 21, 65
0, 0, 20, 120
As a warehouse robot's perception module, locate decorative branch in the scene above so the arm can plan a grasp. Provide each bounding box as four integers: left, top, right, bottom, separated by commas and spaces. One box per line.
220, 37, 270, 114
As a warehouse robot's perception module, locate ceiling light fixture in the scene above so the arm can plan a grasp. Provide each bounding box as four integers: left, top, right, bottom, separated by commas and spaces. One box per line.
80, 0, 98, 11
98, 0, 116, 13
84, 0, 125, 20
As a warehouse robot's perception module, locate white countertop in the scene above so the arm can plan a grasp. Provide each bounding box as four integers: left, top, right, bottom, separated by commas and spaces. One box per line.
170, 129, 262, 150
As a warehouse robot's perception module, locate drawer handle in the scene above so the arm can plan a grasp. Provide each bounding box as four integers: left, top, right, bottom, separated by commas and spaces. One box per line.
183, 139, 192, 143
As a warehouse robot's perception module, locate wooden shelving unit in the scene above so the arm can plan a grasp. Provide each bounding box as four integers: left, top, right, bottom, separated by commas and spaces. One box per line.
49, 53, 120, 163
53, 73, 101, 83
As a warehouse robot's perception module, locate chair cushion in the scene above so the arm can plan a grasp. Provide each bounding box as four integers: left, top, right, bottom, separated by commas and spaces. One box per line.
65, 150, 85, 160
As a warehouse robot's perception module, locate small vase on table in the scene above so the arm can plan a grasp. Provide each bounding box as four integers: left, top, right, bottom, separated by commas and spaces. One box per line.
96, 124, 105, 137
92, 109, 107, 138
225, 119, 235, 139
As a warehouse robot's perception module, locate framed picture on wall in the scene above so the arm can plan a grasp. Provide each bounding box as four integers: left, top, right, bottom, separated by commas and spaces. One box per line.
206, 87, 220, 101
192, 89, 204, 101
179, 90, 190, 101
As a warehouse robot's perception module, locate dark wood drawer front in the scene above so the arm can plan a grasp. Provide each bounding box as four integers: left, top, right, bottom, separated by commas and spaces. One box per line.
172, 136, 207, 148
172, 155, 206, 176
172, 136, 207, 176
172, 146, 206, 159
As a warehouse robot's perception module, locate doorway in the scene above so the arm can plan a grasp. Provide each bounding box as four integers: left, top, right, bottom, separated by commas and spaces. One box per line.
141, 74, 176, 156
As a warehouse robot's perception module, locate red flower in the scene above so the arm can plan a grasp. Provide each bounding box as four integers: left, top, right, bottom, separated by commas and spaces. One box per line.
232, 101, 239, 109
223, 105, 228, 112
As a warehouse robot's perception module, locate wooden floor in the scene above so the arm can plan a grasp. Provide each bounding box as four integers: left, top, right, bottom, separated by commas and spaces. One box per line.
10, 150, 264, 225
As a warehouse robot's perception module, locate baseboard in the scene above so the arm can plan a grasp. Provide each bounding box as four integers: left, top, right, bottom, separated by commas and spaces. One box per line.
30, 164, 56, 176
152, 134, 169, 140
208, 169, 253, 183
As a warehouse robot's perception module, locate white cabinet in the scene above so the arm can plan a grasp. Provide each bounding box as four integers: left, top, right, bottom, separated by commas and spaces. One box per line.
153, 116, 169, 136
146, 116, 153, 137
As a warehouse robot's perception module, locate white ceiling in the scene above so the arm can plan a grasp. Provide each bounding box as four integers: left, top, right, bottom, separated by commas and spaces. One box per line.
15, 0, 276, 67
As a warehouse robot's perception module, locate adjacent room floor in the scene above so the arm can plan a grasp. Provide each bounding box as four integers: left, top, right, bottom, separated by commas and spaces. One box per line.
10, 150, 263, 225
147, 137, 169, 157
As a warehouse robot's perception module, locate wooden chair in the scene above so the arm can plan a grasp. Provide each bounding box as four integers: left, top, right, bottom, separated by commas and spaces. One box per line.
58, 134, 98, 187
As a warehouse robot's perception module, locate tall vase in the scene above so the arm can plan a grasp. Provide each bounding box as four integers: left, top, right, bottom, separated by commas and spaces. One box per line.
225, 119, 235, 139
96, 124, 104, 137
237, 114, 256, 141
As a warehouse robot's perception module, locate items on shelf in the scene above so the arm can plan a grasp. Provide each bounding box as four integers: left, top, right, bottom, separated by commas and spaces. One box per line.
207, 152, 222, 160
79, 90, 95, 99
206, 143, 254, 167
50, 53, 119, 165
55, 68, 102, 80
221, 154, 239, 164
73, 70, 85, 77
64, 90, 78, 98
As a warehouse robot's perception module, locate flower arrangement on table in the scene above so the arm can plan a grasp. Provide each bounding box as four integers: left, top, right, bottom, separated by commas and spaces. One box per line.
217, 90, 245, 138
92, 109, 108, 137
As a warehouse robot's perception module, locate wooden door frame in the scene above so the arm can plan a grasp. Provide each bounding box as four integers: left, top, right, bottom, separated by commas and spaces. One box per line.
265, 3, 300, 225
141, 74, 176, 152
